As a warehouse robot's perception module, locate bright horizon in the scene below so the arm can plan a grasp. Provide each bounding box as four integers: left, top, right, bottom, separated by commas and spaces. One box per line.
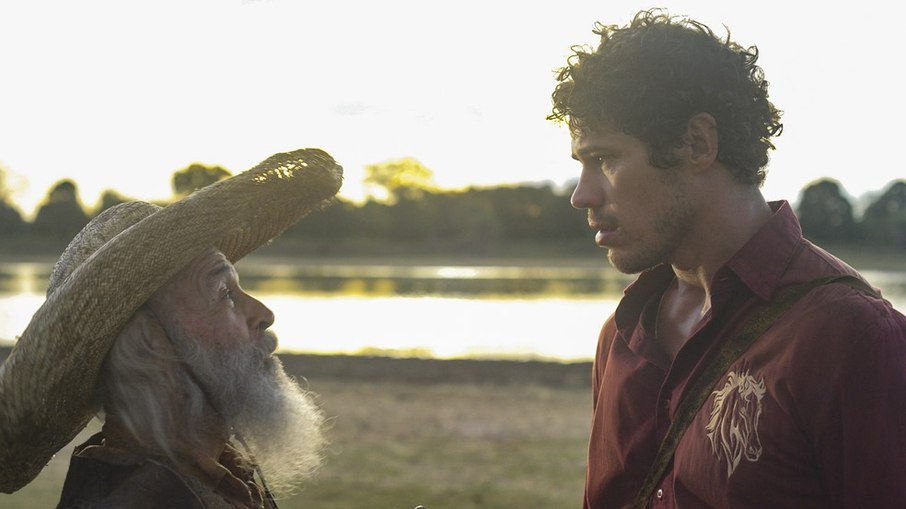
1, 0, 904, 220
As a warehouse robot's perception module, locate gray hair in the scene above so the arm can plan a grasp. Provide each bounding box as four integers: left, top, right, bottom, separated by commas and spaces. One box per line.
95, 308, 209, 461
97, 307, 327, 496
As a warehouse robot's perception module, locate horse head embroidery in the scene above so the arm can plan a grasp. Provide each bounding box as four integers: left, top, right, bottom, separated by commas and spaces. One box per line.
705, 370, 766, 477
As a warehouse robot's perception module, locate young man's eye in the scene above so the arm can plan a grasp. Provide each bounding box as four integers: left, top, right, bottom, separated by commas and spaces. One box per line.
594, 155, 614, 172
592, 153, 612, 163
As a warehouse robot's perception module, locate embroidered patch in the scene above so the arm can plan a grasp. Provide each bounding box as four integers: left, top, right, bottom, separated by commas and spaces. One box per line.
705, 370, 766, 477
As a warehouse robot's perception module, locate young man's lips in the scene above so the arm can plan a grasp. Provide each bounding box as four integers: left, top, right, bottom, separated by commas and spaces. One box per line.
595, 228, 619, 247
591, 223, 620, 247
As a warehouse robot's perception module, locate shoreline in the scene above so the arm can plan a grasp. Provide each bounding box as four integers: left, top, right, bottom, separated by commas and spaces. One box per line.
2, 238, 904, 272
0, 346, 593, 389
279, 352, 593, 388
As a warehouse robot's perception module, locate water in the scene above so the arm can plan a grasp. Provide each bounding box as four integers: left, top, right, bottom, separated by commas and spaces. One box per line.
2, 261, 904, 361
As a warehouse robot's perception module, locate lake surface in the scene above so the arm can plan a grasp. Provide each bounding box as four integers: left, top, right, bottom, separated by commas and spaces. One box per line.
2, 261, 904, 361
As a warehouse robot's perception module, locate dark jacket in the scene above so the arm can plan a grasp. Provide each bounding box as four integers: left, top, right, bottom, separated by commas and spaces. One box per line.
57, 432, 277, 509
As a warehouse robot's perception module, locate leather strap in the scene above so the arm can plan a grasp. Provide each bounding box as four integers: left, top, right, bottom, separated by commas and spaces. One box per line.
631, 274, 878, 509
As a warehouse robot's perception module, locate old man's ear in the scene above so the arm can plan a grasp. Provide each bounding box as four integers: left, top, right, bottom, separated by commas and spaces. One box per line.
122, 308, 180, 358
95, 308, 183, 404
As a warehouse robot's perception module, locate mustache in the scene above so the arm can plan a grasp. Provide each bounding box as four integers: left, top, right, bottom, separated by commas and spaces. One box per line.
260, 329, 279, 354
588, 211, 619, 231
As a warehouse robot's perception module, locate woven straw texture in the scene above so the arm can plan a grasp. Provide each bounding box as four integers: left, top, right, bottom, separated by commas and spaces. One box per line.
0, 148, 343, 493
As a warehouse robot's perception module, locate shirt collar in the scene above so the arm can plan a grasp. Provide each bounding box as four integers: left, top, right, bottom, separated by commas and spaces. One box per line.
724, 200, 803, 301
614, 200, 803, 333
614, 264, 674, 337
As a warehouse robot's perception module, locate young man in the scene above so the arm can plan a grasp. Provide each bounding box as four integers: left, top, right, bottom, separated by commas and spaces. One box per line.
550, 9, 906, 509
0, 148, 343, 507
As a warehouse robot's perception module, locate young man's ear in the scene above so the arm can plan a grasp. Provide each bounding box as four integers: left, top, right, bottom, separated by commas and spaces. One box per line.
682, 112, 719, 169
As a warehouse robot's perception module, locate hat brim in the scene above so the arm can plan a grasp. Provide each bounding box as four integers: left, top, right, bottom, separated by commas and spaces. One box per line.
0, 148, 343, 493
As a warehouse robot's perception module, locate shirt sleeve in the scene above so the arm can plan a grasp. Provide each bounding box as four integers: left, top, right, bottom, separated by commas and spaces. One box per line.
592, 315, 618, 410
810, 307, 906, 508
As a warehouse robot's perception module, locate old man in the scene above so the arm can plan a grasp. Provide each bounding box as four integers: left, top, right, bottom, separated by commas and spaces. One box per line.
0, 148, 343, 507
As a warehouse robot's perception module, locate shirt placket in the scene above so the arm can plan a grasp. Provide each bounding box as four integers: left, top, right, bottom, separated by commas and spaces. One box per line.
648, 275, 739, 507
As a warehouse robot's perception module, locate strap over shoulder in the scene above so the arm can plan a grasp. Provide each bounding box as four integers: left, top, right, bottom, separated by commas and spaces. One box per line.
631, 274, 878, 509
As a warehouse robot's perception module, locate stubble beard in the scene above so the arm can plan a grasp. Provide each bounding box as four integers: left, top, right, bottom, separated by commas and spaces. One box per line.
605, 183, 696, 275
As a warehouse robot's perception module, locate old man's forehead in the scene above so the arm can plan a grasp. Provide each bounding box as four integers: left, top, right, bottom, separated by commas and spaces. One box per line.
163, 248, 238, 294
193, 249, 238, 285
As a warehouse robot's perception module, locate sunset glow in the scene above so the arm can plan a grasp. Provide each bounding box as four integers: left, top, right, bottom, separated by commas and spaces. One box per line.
1, 0, 903, 219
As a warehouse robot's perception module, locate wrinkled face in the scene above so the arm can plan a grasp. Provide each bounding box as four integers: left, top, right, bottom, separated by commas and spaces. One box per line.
570, 125, 696, 274
148, 249, 325, 493
151, 249, 276, 354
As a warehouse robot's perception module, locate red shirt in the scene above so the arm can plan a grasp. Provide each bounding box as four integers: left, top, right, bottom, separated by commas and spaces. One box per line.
584, 201, 906, 509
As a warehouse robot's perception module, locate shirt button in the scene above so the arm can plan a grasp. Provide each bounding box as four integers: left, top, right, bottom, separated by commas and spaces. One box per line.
656, 488, 664, 500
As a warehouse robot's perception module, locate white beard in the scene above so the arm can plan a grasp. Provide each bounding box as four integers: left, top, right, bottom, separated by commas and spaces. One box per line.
174, 329, 327, 497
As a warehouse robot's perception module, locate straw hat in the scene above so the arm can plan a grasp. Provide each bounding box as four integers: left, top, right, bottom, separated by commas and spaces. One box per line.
0, 148, 343, 493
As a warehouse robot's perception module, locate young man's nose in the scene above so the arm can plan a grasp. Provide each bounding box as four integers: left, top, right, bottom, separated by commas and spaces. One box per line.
570, 169, 606, 210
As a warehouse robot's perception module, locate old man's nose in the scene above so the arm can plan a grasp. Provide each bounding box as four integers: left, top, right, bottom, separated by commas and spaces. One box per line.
243, 293, 275, 332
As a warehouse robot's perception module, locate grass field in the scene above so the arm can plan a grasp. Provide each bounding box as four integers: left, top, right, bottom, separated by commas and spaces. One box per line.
1, 354, 592, 509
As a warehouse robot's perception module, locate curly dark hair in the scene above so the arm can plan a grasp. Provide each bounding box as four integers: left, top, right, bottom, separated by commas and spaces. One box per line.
549, 9, 783, 186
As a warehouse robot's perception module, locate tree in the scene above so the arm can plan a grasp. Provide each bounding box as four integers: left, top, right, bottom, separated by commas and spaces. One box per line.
286, 197, 362, 239
364, 157, 437, 203
171, 163, 231, 197
94, 189, 133, 216
0, 201, 26, 235
32, 180, 90, 239
796, 179, 857, 244
0, 164, 11, 203
0, 165, 26, 234
428, 190, 503, 249
861, 180, 906, 248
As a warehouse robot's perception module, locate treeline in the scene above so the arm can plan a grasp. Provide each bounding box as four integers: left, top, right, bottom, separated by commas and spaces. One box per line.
0, 184, 594, 256
285, 185, 593, 255
796, 179, 906, 248
0, 161, 593, 256
1, 160, 904, 256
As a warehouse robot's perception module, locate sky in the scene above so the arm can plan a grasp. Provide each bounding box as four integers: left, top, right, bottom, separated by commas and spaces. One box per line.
1, 0, 904, 219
